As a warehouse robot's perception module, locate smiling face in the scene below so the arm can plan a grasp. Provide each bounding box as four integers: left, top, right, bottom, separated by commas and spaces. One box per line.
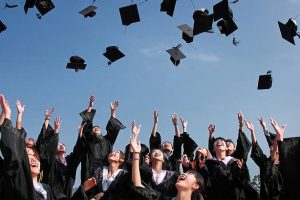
151, 149, 164, 162
108, 150, 124, 164
161, 141, 173, 154
57, 143, 66, 153
226, 141, 235, 156
175, 171, 201, 193
213, 138, 227, 153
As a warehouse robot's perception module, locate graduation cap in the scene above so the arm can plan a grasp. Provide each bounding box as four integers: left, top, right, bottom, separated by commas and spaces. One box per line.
0, 21, 7, 33
217, 18, 238, 36
213, 0, 233, 21
24, 0, 36, 14
278, 18, 299, 45
66, 56, 87, 72
35, 0, 55, 16
193, 8, 214, 35
160, 0, 176, 17
103, 46, 125, 65
119, 4, 140, 26
79, 5, 97, 18
177, 24, 193, 43
166, 44, 186, 66
257, 70, 272, 90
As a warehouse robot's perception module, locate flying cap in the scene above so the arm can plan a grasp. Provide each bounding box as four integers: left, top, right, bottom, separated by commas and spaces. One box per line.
119, 4, 140, 26
278, 18, 299, 45
66, 56, 87, 72
217, 18, 238, 36
178, 24, 193, 43
103, 46, 125, 65
24, 0, 36, 14
193, 8, 214, 35
166, 44, 186, 66
213, 0, 233, 21
257, 71, 272, 90
35, 0, 55, 16
160, 0, 176, 17
79, 5, 97, 18
0, 21, 7, 33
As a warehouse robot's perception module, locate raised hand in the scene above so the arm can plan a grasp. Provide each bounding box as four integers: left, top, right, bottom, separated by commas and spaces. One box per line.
131, 120, 141, 140
54, 117, 62, 134
153, 110, 159, 124
236, 159, 243, 169
45, 107, 54, 119
83, 177, 97, 192
15, 100, 25, 113
171, 113, 178, 125
0, 95, 11, 119
110, 100, 119, 111
258, 117, 267, 131
180, 117, 188, 132
208, 124, 216, 135
181, 154, 190, 168
89, 96, 95, 107
270, 118, 286, 141
244, 120, 254, 132
237, 112, 244, 124
79, 122, 87, 138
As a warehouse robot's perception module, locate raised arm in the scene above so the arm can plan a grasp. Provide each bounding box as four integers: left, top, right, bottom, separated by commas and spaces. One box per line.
44, 107, 54, 130
130, 121, 143, 187
110, 100, 119, 118
15, 100, 25, 129
208, 124, 216, 154
180, 116, 188, 133
245, 120, 256, 144
0, 95, 11, 125
149, 110, 161, 150
171, 113, 180, 137
270, 118, 286, 160
237, 112, 244, 132
87, 96, 94, 113
151, 110, 159, 137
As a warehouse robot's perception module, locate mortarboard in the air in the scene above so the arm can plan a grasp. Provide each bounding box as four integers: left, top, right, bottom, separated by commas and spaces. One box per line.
166, 44, 186, 66
193, 8, 214, 36
217, 18, 238, 36
66, 56, 87, 72
160, 0, 176, 17
24, 0, 36, 14
0, 21, 7, 33
278, 18, 299, 45
119, 4, 140, 26
257, 70, 272, 90
103, 46, 125, 65
35, 0, 55, 16
178, 24, 193, 43
79, 5, 97, 18
213, 0, 233, 21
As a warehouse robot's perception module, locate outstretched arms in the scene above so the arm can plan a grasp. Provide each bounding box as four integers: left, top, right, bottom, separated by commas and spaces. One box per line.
15, 100, 25, 129
151, 110, 159, 138
110, 100, 119, 118
171, 113, 180, 137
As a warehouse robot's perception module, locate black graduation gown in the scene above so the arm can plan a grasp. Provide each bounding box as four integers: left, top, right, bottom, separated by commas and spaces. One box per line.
203, 157, 249, 200
278, 137, 300, 200
0, 118, 37, 200
129, 184, 165, 200
80, 109, 126, 183
251, 141, 284, 200
94, 167, 131, 200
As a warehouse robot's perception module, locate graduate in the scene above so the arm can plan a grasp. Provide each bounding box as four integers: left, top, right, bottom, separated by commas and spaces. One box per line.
79, 96, 126, 183
246, 119, 285, 200
129, 121, 204, 200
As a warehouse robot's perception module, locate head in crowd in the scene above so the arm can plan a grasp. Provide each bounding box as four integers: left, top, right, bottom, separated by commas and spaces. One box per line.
161, 141, 173, 156
192, 148, 210, 169
176, 170, 204, 197
57, 143, 66, 154
213, 137, 227, 156
25, 138, 36, 148
225, 139, 236, 156
26, 146, 41, 180
150, 149, 164, 162
108, 150, 125, 168
92, 125, 102, 135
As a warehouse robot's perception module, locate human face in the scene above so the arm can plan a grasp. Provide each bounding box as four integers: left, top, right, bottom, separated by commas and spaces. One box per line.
196, 148, 208, 163
226, 142, 235, 156
108, 150, 123, 163
213, 139, 227, 152
92, 126, 102, 135
161, 142, 173, 153
25, 139, 35, 148
57, 143, 66, 153
175, 172, 199, 192
28, 154, 40, 177
151, 149, 164, 162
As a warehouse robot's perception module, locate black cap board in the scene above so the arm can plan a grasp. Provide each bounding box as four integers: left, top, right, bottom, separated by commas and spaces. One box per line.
35, 0, 55, 16
119, 4, 140, 26
24, 0, 36, 14
217, 18, 237, 36
79, 5, 97, 18
178, 24, 193, 43
278, 18, 298, 45
66, 56, 87, 72
257, 71, 272, 90
160, 0, 176, 17
166, 44, 186, 66
213, 0, 233, 21
193, 9, 214, 35
0, 21, 7, 33
103, 46, 125, 65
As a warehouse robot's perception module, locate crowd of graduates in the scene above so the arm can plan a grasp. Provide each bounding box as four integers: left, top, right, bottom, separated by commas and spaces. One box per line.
0, 94, 299, 200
